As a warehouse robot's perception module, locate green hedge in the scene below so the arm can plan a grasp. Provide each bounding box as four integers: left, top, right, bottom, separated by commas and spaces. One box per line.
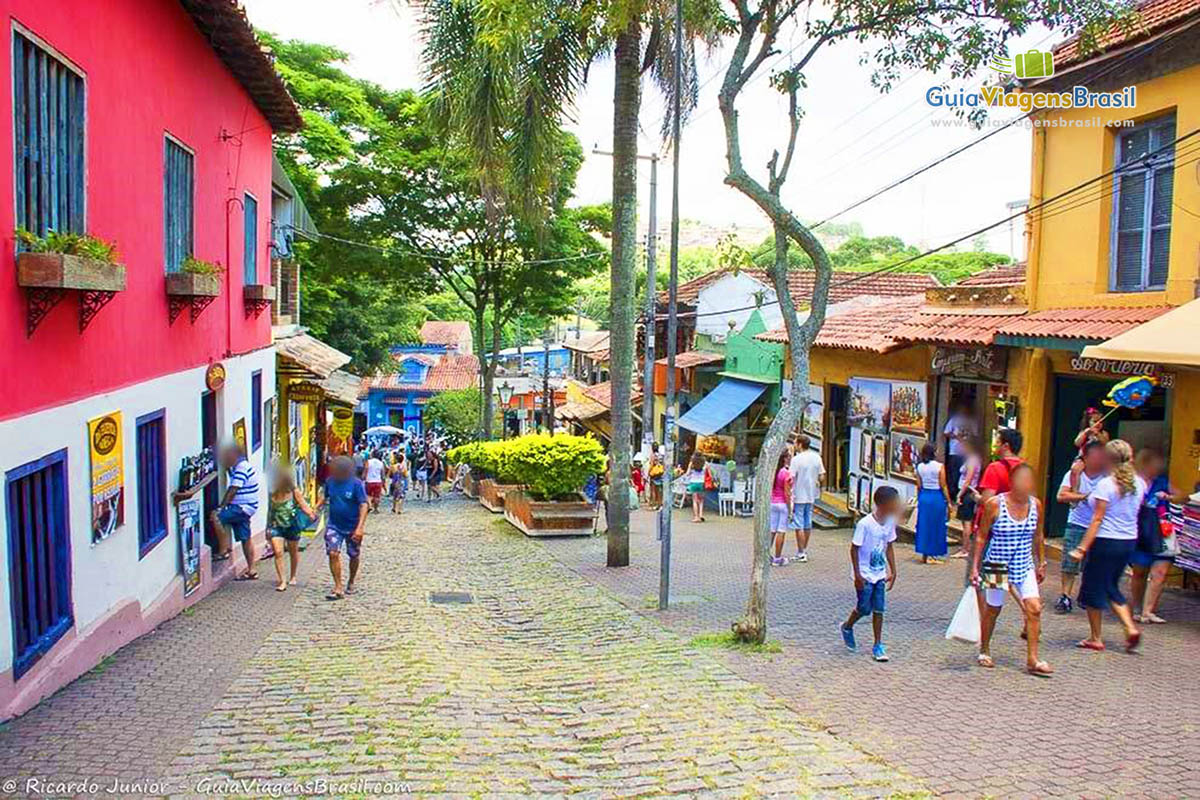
447, 434, 605, 500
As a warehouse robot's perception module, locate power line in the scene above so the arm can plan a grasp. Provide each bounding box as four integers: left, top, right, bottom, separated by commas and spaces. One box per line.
290, 227, 608, 268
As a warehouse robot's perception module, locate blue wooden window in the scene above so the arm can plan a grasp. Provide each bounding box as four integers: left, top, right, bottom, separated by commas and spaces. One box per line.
13, 31, 86, 238
1111, 116, 1175, 292
135, 410, 168, 558
244, 193, 258, 284
163, 138, 194, 273
251, 371, 263, 452
6, 449, 73, 680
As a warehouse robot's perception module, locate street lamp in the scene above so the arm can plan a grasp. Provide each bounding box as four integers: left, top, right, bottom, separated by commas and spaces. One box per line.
497, 381, 514, 439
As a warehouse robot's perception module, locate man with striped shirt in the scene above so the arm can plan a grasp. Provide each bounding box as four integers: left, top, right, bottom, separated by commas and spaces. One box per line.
210, 441, 262, 580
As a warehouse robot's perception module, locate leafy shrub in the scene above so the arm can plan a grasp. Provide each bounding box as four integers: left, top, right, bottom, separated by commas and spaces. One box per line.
506, 433, 606, 501
181, 256, 224, 276
16, 228, 119, 264
424, 388, 481, 448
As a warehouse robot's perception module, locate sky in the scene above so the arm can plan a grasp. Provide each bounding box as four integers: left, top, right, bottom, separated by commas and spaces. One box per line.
242, 0, 1051, 258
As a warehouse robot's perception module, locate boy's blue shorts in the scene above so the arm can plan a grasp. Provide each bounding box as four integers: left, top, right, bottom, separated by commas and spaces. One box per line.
855, 579, 887, 616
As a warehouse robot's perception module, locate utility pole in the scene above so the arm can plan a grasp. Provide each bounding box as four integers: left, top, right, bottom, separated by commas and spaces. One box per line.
543, 327, 552, 432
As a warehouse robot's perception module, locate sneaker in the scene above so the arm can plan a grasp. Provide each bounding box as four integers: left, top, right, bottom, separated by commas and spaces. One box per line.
873, 643, 889, 662
771, 556, 787, 567
1054, 594, 1072, 614
840, 624, 856, 651
794, 551, 809, 563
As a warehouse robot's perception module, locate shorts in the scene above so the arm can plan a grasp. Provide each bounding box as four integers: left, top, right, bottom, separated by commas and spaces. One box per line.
855, 579, 887, 616
1129, 549, 1174, 568
955, 495, 977, 523
1078, 537, 1134, 609
217, 505, 252, 543
391, 478, 408, 498
366, 482, 383, 499
687, 482, 704, 494
1060, 523, 1087, 575
984, 567, 1039, 607
416, 469, 428, 482
324, 526, 361, 560
791, 502, 814, 530
769, 502, 789, 532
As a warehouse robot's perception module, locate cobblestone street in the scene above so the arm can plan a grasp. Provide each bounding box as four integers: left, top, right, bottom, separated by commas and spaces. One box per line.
0, 497, 924, 798
539, 506, 1200, 800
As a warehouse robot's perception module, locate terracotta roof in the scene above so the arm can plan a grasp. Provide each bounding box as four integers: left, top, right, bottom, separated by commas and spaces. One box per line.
178, 0, 303, 132
955, 263, 1026, 287
563, 330, 611, 353
392, 352, 438, 366
319, 369, 362, 406
757, 295, 926, 353
556, 399, 607, 422
418, 320, 472, 347
662, 268, 940, 307
893, 309, 1024, 346
1052, 0, 1200, 68
362, 353, 479, 393
655, 350, 725, 368
274, 330, 351, 379
996, 306, 1174, 341
580, 381, 642, 408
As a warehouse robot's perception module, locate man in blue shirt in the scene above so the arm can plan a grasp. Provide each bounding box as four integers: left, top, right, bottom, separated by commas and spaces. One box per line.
210, 442, 261, 580
318, 456, 368, 600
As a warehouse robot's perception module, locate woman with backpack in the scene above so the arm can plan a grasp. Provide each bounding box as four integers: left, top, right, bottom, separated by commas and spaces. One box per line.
1128, 448, 1183, 624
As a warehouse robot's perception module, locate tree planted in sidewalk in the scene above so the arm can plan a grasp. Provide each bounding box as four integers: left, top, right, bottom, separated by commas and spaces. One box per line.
718, 0, 1124, 643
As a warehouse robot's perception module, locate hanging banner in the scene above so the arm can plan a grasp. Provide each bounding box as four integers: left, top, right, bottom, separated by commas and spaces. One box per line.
88, 412, 124, 544
177, 498, 202, 597
331, 407, 354, 438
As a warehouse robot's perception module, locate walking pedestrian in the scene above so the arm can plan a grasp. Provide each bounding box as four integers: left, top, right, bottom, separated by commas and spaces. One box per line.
1053, 439, 1108, 613
788, 434, 825, 563
685, 452, 708, 523
770, 451, 793, 567
412, 446, 428, 500
1129, 448, 1182, 624
1069, 439, 1144, 653
631, 459, 646, 504
209, 441, 261, 580
389, 453, 409, 514
266, 465, 316, 592
970, 463, 1052, 676
364, 450, 386, 512
977, 428, 1024, 508
427, 449, 444, 501
647, 449, 665, 510
839, 485, 899, 662
951, 436, 982, 561
914, 443, 951, 564
317, 456, 368, 601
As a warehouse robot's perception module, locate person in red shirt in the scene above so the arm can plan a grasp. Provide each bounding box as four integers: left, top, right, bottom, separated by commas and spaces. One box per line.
977, 428, 1025, 506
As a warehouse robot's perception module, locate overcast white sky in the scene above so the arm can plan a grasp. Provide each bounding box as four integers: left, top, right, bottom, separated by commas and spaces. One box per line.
243, 0, 1052, 257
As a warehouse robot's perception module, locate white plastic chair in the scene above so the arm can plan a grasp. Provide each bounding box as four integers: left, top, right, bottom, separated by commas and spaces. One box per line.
717, 491, 735, 516
671, 478, 688, 509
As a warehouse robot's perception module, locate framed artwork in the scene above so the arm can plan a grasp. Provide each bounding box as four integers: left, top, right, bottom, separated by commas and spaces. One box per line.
873, 436, 888, 478
801, 398, 824, 440
890, 381, 928, 433
889, 431, 926, 482
858, 475, 874, 514
859, 431, 874, 473
848, 378, 891, 432
846, 473, 859, 514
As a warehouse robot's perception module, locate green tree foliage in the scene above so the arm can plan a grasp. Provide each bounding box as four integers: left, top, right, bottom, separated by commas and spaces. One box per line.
423, 389, 483, 447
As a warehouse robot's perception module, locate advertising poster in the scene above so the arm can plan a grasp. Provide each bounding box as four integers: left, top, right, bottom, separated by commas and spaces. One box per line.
232, 418, 248, 453
177, 498, 202, 597
88, 411, 124, 544
848, 378, 891, 432
890, 381, 928, 432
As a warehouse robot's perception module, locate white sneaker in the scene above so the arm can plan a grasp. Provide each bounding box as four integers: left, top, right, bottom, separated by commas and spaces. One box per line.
794, 551, 809, 563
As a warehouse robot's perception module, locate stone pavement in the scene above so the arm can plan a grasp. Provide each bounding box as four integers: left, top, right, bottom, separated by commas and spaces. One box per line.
0, 497, 927, 798
538, 507, 1200, 800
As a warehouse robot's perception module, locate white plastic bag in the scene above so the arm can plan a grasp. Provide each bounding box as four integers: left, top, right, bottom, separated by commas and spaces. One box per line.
945, 587, 980, 644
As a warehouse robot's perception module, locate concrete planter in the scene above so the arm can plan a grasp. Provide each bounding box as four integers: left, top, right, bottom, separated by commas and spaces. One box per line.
165, 272, 221, 297
503, 490, 596, 537
17, 251, 126, 292
462, 472, 480, 499
477, 479, 518, 513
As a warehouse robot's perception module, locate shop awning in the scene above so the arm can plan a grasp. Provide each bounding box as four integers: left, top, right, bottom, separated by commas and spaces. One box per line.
677, 378, 767, 436
319, 369, 362, 407
1079, 299, 1200, 367
274, 327, 351, 380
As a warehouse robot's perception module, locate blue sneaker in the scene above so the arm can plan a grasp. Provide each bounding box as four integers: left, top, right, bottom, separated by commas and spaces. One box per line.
873, 643, 889, 662
840, 624, 856, 651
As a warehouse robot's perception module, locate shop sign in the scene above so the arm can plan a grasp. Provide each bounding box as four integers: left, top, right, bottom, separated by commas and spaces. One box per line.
288, 381, 326, 404
205, 362, 226, 392
1068, 356, 1175, 389
931, 346, 1007, 381
232, 418, 248, 452
332, 407, 354, 438
177, 498, 203, 597
87, 412, 124, 544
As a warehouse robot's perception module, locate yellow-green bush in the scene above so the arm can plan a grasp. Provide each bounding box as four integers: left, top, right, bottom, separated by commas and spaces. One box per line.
447, 434, 605, 499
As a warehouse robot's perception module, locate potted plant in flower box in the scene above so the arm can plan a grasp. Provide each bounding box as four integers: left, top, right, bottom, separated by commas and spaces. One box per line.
15, 228, 126, 292
448, 440, 520, 512
165, 256, 223, 297
501, 434, 606, 537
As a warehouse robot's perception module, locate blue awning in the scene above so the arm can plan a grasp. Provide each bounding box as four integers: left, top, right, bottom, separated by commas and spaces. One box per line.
677, 378, 767, 436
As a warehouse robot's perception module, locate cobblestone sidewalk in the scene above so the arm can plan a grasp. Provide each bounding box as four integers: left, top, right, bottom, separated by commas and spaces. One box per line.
166, 498, 924, 798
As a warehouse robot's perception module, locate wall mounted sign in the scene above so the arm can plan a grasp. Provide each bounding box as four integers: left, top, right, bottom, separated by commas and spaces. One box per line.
1068, 356, 1175, 389
332, 407, 354, 438
87, 411, 124, 544
232, 418, 247, 453
287, 381, 326, 404
931, 346, 1008, 382
205, 362, 226, 392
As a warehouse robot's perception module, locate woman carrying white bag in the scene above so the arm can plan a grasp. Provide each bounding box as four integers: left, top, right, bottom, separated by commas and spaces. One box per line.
968, 463, 1054, 677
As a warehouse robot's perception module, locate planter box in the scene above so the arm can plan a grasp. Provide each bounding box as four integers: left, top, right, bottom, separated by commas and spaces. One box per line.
477, 479, 518, 513
462, 472, 480, 499
503, 490, 596, 537
243, 284, 276, 301
17, 252, 126, 292
165, 272, 221, 297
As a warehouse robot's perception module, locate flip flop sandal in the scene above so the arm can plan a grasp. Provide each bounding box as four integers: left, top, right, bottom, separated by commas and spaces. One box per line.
234, 572, 258, 581
1125, 631, 1141, 653
1145, 613, 1166, 624
324, 593, 344, 601
1075, 639, 1105, 651
1026, 661, 1054, 678
213, 552, 232, 562
275, 584, 288, 592
976, 654, 995, 669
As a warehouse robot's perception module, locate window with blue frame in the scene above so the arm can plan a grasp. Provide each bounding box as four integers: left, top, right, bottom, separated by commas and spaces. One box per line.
6, 449, 73, 680
399, 358, 426, 383
1111, 115, 1175, 292
135, 410, 168, 558
251, 371, 263, 452
164, 137, 194, 273
244, 193, 258, 284
13, 31, 86, 239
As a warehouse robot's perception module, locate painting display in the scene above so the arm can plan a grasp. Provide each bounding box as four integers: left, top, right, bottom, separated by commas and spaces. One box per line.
87, 411, 125, 544
177, 498, 202, 597
848, 378, 891, 432
889, 432, 925, 481
232, 418, 248, 453
697, 434, 736, 461
890, 381, 928, 432
858, 475, 874, 513
873, 436, 888, 478
859, 431, 874, 474
846, 473, 860, 514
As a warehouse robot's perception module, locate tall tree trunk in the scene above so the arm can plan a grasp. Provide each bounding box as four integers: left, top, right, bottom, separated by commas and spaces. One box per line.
475, 305, 494, 439
484, 308, 503, 438
606, 18, 641, 568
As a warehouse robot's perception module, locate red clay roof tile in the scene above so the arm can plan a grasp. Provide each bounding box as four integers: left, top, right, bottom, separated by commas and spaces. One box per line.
1052, 0, 1200, 68
996, 306, 1174, 340
756, 295, 927, 353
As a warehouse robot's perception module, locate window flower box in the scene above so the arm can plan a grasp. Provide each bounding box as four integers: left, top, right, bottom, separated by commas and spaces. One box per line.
165, 272, 221, 324
16, 251, 126, 335
503, 490, 596, 537
243, 283, 276, 319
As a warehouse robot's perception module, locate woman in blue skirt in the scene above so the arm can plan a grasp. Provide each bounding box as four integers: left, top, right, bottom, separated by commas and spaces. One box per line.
914, 443, 952, 563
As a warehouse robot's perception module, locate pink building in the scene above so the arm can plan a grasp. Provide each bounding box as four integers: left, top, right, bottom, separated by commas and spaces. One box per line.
0, 0, 302, 718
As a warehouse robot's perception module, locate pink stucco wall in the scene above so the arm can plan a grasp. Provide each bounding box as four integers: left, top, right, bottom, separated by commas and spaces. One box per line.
0, 0, 275, 421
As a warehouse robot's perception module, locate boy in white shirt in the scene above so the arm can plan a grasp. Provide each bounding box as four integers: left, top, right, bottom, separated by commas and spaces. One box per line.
840, 485, 900, 662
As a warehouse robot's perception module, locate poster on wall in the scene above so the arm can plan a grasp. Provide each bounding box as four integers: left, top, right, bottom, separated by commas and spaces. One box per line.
858, 475, 874, 513
859, 431, 874, 474
177, 498, 202, 597
873, 436, 888, 478
697, 434, 736, 461
848, 378, 891, 432
232, 418, 248, 454
889, 431, 925, 482
87, 411, 124, 544
846, 473, 859, 514
890, 381, 928, 432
